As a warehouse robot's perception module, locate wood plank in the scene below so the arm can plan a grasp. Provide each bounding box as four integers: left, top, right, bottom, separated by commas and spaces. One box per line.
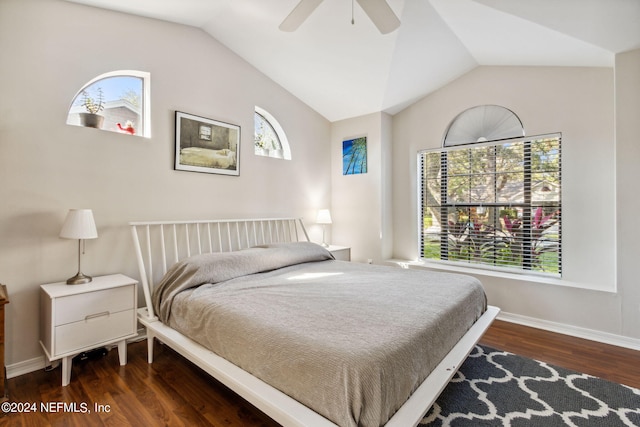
480, 319, 640, 389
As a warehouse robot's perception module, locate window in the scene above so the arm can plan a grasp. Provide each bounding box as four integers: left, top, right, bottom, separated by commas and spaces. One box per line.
67, 70, 150, 138
254, 106, 291, 159
419, 134, 562, 276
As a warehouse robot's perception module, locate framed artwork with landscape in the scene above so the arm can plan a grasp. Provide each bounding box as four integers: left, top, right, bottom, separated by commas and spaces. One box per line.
175, 111, 240, 176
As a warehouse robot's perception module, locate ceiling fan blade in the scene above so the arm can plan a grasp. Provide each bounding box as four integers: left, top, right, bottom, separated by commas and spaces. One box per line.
356, 0, 400, 34
279, 0, 324, 32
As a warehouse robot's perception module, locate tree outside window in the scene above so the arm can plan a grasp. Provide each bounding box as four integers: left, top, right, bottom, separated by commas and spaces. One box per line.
419, 135, 561, 276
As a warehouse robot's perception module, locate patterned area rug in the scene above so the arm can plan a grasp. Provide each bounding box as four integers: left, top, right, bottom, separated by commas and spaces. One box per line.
421, 345, 640, 427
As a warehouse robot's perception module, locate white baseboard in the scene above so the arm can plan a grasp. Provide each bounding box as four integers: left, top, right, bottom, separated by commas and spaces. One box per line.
7, 355, 46, 379
498, 311, 640, 351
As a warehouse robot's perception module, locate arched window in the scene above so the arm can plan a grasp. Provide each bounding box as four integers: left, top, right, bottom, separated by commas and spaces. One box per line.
67, 70, 150, 138
254, 106, 291, 160
419, 105, 562, 276
443, 105, 524, 146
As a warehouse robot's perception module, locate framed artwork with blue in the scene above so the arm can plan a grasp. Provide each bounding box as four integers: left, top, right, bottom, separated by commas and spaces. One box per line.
342, 136, 367, 175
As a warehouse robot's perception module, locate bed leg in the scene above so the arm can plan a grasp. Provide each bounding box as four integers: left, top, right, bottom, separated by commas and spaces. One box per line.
147, 332, 154, 363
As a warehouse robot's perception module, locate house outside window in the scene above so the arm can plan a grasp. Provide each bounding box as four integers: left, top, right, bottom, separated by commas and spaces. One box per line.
66, 70, 150, 138
419, 124, 561, 276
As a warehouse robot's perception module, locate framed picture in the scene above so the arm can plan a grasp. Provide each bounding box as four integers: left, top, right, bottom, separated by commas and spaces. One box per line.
342, 136, 367, 175
175, 111, 240, 176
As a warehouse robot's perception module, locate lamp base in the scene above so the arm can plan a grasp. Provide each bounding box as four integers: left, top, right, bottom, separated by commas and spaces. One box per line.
66, 272, 92, 285
321, 225, 330, 248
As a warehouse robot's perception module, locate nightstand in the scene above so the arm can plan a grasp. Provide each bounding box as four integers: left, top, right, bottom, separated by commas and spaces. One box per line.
39, 274, 138, 386
327, 245, 351, 261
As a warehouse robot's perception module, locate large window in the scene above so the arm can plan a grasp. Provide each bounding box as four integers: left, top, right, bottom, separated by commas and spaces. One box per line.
419, 134, 562, 276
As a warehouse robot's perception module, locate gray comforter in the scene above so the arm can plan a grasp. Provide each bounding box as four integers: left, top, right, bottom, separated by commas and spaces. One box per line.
152, 242, 486, 427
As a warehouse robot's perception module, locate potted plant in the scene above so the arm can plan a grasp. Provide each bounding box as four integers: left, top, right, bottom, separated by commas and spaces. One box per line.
78, 87, 105, 129
255, 137, 269, 156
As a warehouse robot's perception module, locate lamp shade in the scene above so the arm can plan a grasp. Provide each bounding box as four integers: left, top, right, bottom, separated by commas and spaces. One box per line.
316, 209, 332, 224
59, 209, 98, 240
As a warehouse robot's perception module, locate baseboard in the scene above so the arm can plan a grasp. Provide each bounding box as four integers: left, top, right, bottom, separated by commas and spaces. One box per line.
8, 328, 147, 379
498, 312, 640, 351
7, 355, 46, 379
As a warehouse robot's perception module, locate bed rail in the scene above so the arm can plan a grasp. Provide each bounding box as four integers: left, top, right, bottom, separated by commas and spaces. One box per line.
130, 218, 309, 320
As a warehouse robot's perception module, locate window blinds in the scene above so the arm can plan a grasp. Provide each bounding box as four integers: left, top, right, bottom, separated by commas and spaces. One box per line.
418, 134, 561, 276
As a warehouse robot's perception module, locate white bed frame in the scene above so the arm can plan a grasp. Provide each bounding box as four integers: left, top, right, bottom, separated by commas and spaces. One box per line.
130, 217, 500, 427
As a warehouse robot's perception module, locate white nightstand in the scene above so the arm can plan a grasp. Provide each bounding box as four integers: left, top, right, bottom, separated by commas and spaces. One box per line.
327, 245, 351, 261
39, 274, 138, 386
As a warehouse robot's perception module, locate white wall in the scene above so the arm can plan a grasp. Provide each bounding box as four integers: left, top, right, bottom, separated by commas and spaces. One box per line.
330, 113, 393, 263
615, 48, 640, 339
391, 63, 640, 340
0, 0, 331, 367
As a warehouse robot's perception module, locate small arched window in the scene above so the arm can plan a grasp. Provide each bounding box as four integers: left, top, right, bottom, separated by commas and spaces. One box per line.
67, 70, 150, 138
254, 106, 291, 160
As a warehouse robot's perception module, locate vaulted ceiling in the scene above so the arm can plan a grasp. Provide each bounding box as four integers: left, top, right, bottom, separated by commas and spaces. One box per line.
65, 0, 640, 122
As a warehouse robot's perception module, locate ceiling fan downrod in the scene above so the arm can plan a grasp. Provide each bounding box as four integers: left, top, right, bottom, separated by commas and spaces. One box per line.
280, 0, 400, 34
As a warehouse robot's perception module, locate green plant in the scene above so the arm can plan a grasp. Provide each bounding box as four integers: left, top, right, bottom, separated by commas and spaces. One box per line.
501, 207, 560, 272
81, 87, 105, 114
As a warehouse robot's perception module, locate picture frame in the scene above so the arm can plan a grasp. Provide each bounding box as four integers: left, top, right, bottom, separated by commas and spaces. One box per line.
175, 111, 240, 176
342, 136, 367, 175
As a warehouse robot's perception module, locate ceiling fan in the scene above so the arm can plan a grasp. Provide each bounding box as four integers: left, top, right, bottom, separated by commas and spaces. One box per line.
279, 0, 400, 34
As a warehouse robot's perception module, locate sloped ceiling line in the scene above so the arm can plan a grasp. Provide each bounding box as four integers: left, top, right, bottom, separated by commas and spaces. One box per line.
64, 0, 640, 121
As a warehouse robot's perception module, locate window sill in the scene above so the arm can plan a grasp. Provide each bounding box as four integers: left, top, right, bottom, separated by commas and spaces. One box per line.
384, 259, 616, 294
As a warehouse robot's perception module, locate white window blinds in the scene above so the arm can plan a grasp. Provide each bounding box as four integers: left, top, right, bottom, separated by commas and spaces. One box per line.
419, 134, 561, 276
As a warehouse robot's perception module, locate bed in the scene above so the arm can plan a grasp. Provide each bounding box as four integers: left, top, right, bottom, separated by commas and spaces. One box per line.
180, 147, 236, 169
130, 218, 499, 427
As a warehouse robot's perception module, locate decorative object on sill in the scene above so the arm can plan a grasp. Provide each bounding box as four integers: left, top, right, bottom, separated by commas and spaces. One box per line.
117, 121, 135, 135
59, 209, 98, 285
316, 209, 332, 247
175, 111, 240, 176
78, 87, 105, 129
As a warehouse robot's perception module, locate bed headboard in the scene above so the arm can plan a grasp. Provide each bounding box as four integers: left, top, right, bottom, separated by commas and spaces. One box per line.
130, 218, 310, 320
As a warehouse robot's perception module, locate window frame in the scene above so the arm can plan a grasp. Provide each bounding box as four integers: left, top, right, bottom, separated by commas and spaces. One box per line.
67, 70, 151, 138
418, 133, 562, 277
254, 106, 291, 160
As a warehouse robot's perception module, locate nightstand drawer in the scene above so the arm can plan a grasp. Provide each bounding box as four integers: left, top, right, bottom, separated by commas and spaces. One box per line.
55, 286, 134, 326
54, 309, 135, 355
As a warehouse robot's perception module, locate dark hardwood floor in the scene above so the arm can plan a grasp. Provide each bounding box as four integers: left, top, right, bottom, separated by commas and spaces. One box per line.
480, 320, 640, 389
2, 320, 639, 426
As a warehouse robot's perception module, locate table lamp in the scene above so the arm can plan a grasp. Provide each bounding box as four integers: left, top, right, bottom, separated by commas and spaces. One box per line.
316, 209, 332, 247
59, 209, 98, 285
